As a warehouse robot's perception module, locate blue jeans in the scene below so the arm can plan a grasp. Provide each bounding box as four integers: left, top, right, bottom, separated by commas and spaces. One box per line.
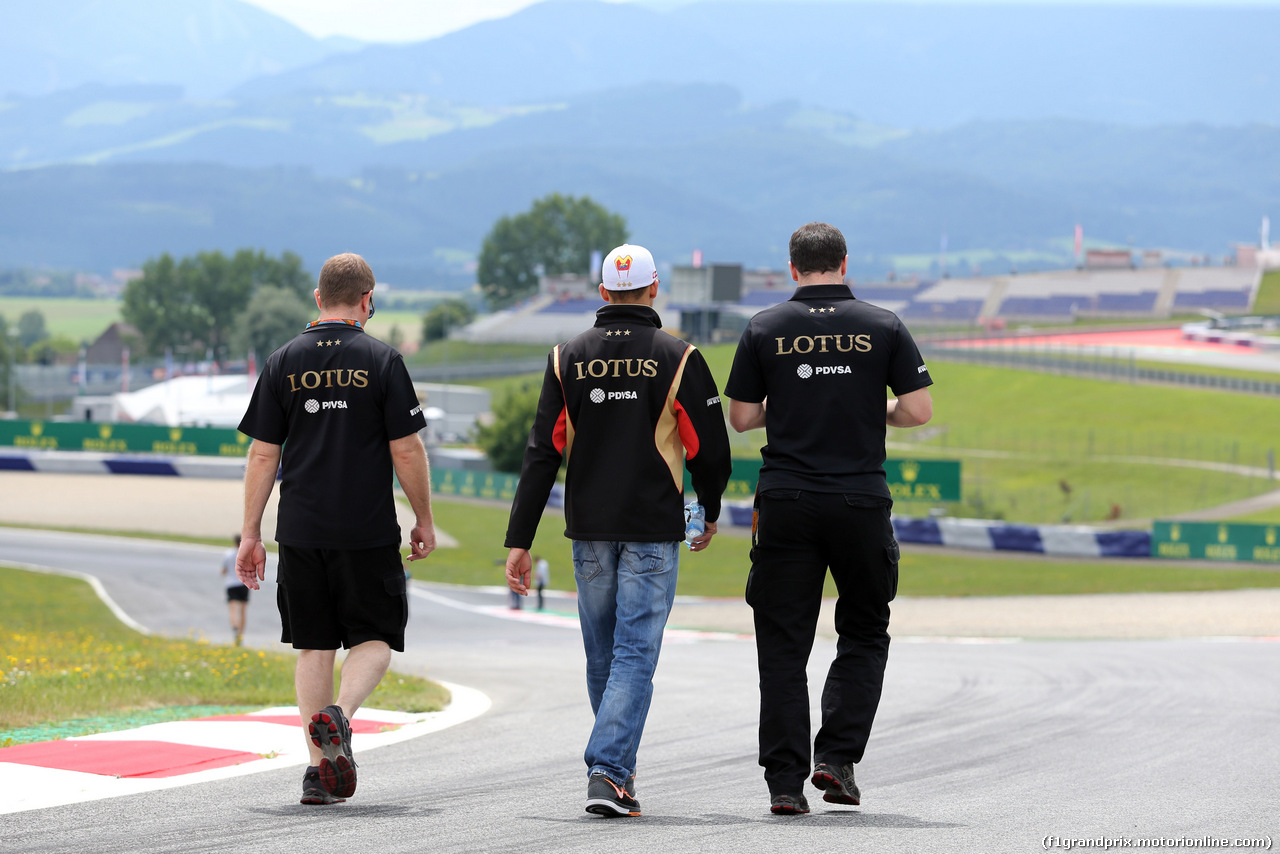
572, 539, 680, 785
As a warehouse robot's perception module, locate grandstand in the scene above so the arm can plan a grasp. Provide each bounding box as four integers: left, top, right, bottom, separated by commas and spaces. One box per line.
459, 261, 1265, 343
898, 267, 1259, 323
459, 292, 682, 344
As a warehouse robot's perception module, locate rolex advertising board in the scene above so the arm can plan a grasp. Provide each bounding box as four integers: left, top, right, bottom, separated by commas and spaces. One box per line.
0, 420, 250, 456
1151, 521, 1280, 564
885, 459, 962, 502
431, 469, 520, 502
682, 458, 962, 502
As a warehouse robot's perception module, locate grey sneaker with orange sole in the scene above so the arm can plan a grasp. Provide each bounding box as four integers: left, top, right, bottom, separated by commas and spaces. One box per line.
585, 772, 641, 817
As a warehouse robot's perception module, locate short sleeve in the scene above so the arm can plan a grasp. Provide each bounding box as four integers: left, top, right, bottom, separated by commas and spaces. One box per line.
383, 354, 427, 440
238, 358, 289, 444
724, 324, 765, 403
886, 318, 933, 396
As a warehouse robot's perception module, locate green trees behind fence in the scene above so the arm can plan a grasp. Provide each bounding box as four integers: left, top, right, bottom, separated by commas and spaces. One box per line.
122, 249, 311, 361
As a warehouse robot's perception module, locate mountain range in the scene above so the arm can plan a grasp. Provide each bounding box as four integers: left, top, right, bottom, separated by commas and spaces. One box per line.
1, 0, 1277, 287
0, 0, 358, 99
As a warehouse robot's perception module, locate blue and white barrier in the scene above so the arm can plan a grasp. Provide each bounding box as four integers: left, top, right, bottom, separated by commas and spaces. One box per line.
0, 450, 245, 479
721, 502, 1150, 558
547, 483, 565, 509
3, 453, 1152, 557
890, 515, 1150, 558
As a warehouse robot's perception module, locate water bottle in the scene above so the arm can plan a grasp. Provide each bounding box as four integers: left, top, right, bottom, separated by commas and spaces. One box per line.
684, 500, 705, 549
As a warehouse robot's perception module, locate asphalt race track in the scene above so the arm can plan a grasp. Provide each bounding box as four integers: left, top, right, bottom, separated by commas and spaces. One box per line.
1, 527, 1277, 853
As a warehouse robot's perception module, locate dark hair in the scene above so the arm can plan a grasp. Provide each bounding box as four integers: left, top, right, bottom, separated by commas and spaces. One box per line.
318, 253, 375, 308
789, 222, 847, 275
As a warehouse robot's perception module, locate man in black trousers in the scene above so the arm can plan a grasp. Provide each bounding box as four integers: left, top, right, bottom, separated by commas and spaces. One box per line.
724, 222, 933, 815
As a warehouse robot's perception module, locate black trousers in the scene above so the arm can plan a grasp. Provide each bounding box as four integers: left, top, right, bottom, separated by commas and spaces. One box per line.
745, 489, 899, 795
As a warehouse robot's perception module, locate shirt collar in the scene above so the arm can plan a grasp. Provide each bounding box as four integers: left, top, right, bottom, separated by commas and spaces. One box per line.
306, 319, 363, 330
594, 304, 663, 329
788, 284, 854, 302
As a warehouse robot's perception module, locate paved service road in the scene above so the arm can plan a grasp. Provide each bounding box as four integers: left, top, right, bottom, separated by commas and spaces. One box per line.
1, 527, 1277, 853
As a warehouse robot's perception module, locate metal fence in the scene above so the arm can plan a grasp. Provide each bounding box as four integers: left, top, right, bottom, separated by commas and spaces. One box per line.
13, 364, 163, 402
921, 342, 1280, 397
7, 358, 547, 407
406, 359, 546, 383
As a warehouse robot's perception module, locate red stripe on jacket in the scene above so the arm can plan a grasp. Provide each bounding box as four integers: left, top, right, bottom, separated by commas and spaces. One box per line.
673, 399, 700, 460
552, 406, 569, 455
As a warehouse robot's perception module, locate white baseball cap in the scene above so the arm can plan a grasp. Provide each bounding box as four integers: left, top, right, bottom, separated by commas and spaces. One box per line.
601, 244, 660, 291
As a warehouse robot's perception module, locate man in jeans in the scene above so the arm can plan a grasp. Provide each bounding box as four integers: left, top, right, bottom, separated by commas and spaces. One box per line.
725, 222, 933, 815
504, 244, 731, 817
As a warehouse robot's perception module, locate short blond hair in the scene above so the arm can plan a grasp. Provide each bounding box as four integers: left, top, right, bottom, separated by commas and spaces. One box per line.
318, 253, 375, 308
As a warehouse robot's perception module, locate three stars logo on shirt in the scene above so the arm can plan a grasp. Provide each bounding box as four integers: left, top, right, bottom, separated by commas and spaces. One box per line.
604, 330, 632, 337
807, 307, 836, 314
315, 339, 342, 347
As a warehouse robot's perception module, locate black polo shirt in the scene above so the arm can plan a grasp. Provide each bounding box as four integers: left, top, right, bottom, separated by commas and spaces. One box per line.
725, 284, 932, 498
239, 321, 427, 549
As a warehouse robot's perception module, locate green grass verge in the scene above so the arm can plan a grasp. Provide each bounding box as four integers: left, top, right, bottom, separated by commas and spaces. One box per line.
709, 350, 1278, 523
897, 550, 1280, 597
700, 350, 1280, 457
363, 309, 424, 345
1252, 270, 1280, 316
405, 340, 552, 369
0, 521, 254, 551
0, 566, 448, 739
964, 352, 1280, 385
420, 497, 1280, 598
1125, 358, 1280, 384
890, 454, 1275, 525
449, 348, 1280, 524
1224, 507, 1280, 526
0, 296, 121, 342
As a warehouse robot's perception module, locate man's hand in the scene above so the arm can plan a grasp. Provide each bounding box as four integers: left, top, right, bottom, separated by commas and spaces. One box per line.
505, 548, 532, 595
235, 535, 267, 590
688, 520, 718, 552
407, 522, 436, 561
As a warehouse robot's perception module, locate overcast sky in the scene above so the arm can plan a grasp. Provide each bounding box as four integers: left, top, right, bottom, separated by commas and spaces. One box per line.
242, 0, 1280, 43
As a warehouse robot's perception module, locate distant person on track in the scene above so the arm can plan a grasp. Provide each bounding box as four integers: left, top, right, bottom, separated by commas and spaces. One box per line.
503, 243, 732, 818
221, 533, 250, 646
724, 222, 933, 815
533, 554, 550, 610
235, 252, 437, 806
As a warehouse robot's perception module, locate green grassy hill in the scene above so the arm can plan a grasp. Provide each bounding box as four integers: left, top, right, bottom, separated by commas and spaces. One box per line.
471, 346, 1279, 525
422, 498, 1280, 598
704, 347, 1280, 525
1253, 270, 1280, 315
0, 296, 120, 343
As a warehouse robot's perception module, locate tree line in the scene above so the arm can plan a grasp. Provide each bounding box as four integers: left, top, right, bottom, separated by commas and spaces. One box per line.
121, 249, 314, 362
115, 189, 625, 362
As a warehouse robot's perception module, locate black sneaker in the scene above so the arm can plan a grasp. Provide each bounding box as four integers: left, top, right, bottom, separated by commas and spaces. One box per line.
811, 761, 860, 805
769, 793, 810, 815
309, 704, 357, 798
585, 772, 641, 817
300, 766, 345, 805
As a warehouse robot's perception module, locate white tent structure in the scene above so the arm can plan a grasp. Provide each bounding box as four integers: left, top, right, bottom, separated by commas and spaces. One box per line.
100, 376, 468, 437
110, 375, 252, 428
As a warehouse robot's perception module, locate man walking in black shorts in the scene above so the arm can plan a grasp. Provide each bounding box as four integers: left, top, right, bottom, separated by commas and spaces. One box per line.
236, 253, 436, 805
724, 223, 933, 815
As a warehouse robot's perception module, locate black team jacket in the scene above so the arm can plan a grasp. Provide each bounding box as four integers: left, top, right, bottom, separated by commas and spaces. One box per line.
504, 304, 732, 548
